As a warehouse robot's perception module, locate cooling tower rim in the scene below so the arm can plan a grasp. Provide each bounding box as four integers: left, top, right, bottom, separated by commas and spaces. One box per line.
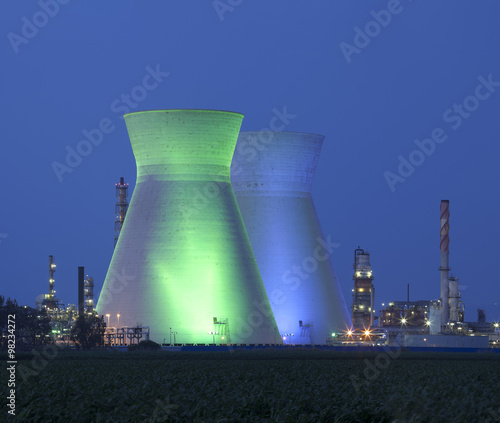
123, 109, 244, 118
239, 130, 325, 139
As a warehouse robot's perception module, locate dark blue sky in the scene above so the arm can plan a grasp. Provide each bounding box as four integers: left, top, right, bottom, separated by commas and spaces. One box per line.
1, 1, 499, 322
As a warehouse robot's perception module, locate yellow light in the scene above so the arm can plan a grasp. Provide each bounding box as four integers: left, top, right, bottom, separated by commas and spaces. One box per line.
401, 318, 407, 324
364, 330, 370, 336
347, 330, 352, 336
358, 288, 364, 292
425, 320, 431, 326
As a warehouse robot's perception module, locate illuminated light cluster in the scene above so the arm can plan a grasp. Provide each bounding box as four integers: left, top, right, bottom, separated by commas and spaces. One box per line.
232, 132, 352, 345
97, 110, 280, 345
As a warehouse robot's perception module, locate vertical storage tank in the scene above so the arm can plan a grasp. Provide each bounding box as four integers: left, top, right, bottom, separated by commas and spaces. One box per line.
97, 110, 280, 345
231, 131, 352, 344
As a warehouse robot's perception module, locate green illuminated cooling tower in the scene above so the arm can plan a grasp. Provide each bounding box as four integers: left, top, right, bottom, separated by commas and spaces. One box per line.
97, 110, 281, 345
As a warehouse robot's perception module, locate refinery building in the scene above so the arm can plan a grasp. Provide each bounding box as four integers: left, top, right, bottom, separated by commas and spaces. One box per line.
35, 109, 498, 350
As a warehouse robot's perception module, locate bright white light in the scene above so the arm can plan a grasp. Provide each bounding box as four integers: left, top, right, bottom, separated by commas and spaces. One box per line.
347, 330, 353, 336
401, 318, 407, 324
364, 330, 370, 336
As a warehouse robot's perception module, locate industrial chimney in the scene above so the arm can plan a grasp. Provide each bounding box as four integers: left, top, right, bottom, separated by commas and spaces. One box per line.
231, 131, 352, 345
97, 110, 280, 345
439, 200, 450, 331
114, 177, 129, 249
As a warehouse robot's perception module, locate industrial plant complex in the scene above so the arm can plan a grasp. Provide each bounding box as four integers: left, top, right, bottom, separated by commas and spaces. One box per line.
35, 110, 499, 351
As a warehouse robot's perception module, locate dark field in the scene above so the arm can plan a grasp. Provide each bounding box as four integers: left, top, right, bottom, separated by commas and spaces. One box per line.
2, 349, 500, 422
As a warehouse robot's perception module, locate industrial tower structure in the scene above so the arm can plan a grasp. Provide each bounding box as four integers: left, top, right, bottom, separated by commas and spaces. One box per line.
43, 255, 59, 310
97, 110, 280, 345
438, 200, 464, 332
231, 131, 352, 345
114, 177, 129, 249
439, 200, 450, 331
78, 266, 95, 317
85, 276, 94, 316
352, 248, 375, 329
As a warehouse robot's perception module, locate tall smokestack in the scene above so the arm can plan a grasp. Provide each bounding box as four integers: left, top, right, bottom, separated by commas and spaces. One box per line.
439, 200, 450, 331
78, 266, 85, 317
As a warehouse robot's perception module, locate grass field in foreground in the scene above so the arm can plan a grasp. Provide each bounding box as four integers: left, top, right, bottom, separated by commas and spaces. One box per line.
2, 350, 500, 422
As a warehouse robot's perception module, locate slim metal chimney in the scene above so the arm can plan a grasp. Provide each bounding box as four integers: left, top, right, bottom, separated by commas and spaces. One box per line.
439, 200, 450, 331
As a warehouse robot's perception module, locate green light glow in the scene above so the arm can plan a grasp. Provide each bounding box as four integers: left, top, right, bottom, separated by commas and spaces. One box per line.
97, 110, 280, 345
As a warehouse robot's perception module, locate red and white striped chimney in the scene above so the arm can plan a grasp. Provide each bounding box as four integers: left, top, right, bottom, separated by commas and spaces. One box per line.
440, 200, 450, 331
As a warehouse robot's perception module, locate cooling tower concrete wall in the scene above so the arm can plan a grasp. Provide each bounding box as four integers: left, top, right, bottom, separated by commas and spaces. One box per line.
97, 110, 281, 345
231, 131, 352, 345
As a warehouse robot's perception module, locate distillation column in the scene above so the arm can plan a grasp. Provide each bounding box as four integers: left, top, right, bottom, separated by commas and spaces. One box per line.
114, 177, 129, 249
